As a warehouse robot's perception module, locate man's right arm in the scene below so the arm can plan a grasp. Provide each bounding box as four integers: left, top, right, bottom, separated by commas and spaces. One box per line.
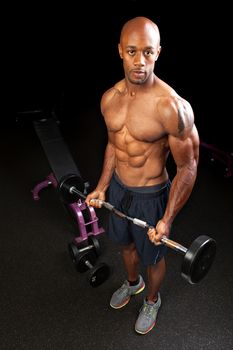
85, 141, 116, 206
86, 86, 118, 206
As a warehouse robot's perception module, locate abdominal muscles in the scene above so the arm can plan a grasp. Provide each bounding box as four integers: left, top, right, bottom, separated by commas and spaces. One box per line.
115, 140, 169, 186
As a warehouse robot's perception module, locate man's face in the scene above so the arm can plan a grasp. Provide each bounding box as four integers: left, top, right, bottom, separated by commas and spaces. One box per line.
119, 25, 161, 85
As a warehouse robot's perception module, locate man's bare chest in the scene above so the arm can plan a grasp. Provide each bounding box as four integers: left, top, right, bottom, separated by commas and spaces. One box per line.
105, 98, 164, 142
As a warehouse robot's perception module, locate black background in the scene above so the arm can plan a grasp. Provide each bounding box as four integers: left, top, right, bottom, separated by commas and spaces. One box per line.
2, 3, 233, 349
13, 1, 232, 150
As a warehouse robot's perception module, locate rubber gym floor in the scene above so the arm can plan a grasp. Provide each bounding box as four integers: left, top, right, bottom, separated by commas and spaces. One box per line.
1, 110, 233, 350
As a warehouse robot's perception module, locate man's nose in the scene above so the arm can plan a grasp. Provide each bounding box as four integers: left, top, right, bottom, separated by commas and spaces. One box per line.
134, 52, 145, 66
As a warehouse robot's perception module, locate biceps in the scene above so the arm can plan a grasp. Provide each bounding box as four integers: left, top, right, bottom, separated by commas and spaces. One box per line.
168, 126, 199, 168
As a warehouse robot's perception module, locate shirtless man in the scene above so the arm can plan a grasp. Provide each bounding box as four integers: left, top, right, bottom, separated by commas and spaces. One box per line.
85, 16, 199, 334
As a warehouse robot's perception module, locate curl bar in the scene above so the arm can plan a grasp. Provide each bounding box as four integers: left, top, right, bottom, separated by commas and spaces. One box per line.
59, 174, 217, 284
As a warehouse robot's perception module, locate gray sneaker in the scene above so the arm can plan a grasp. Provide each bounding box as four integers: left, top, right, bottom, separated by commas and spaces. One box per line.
110, 275, 145, 309
135, 293, 161, 334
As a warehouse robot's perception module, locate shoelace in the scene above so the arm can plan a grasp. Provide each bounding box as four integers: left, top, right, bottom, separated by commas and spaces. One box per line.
117, 282, 130, 296
141, 303, 156, 319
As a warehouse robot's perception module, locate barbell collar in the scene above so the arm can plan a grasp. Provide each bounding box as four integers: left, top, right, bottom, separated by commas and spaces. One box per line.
132, 218, 148, 228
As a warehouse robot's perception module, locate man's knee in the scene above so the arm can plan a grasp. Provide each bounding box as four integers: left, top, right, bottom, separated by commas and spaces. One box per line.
121, 242, 137, 254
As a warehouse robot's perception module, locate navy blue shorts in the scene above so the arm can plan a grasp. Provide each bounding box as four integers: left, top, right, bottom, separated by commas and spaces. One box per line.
107, 173, 171, 266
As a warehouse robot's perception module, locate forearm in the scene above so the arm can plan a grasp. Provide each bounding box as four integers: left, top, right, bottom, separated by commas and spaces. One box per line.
162, 160, 198, 226
95, 142, 116, 193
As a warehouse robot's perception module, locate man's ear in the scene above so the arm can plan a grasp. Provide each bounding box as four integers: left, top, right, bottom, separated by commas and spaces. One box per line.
118, 43, 123, 59
155, 46, 162, 61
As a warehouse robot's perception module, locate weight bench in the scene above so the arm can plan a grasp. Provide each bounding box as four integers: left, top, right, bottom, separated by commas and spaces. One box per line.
31, 114, 104, 244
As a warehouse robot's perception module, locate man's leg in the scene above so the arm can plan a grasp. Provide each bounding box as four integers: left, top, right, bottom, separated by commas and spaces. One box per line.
135, 257, 165, 334
147, 257, 166, 302
110, 243, 145, 309
121, 243, 140, 281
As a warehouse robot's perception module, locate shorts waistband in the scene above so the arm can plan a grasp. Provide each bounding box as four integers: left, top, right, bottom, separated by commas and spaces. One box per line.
113, 172, 170, 197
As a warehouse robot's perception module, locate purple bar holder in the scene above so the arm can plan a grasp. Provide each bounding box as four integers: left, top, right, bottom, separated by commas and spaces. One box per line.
31, 173, 105, 243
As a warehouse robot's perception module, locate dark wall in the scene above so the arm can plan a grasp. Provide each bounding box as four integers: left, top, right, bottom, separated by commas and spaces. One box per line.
14, 1, 231, 149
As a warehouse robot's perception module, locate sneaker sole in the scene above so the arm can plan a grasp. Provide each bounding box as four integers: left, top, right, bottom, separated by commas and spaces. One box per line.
135, 320, 156, 335
110, 282, 145, 309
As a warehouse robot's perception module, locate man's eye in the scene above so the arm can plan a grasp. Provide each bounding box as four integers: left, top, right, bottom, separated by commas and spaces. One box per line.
144, 51, 153, 56
128, 50, 135, 56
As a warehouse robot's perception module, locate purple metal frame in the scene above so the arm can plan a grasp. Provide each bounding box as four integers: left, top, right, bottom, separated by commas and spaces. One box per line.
201, 141, 233, 178
32, 173, 105, 243
32, 173, 58, 200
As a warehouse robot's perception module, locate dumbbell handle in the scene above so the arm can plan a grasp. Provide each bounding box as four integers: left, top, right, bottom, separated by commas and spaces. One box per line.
85, 260, 94, 269
70, 188, 188, 255
78, 244, 95, 254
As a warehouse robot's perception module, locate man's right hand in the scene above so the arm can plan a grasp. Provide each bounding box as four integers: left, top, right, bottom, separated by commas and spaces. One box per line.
85, 190, 106, 208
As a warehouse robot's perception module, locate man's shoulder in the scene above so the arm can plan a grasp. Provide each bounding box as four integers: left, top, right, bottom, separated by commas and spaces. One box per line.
105, 80, 125, 96
157, 94, 192, 114
156, 95, 194, 138
101, 80, 125, 109
154, 77, 191, 106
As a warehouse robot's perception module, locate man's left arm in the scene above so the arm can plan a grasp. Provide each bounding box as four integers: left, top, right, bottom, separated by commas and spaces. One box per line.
148, 99, 200, 244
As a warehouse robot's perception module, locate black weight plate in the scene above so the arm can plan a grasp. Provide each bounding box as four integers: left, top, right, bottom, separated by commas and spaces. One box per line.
181, 235, 216, 284
88, 236, 101, 256
89, 263, 110, 287
68, 242, 80, 264
59, 174, 85, 203
190, 239, 216, 283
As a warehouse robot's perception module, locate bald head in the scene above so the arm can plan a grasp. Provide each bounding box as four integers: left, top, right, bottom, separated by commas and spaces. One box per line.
118, 16, 161, 85
120, 16, 160, 47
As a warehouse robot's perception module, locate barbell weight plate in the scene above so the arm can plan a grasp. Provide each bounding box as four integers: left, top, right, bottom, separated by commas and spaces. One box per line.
59, 174, 85, 203
181, 235, 216, 284
75, 250, 97, 273
89, 262, 110, 287
88, 236, 101, 256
